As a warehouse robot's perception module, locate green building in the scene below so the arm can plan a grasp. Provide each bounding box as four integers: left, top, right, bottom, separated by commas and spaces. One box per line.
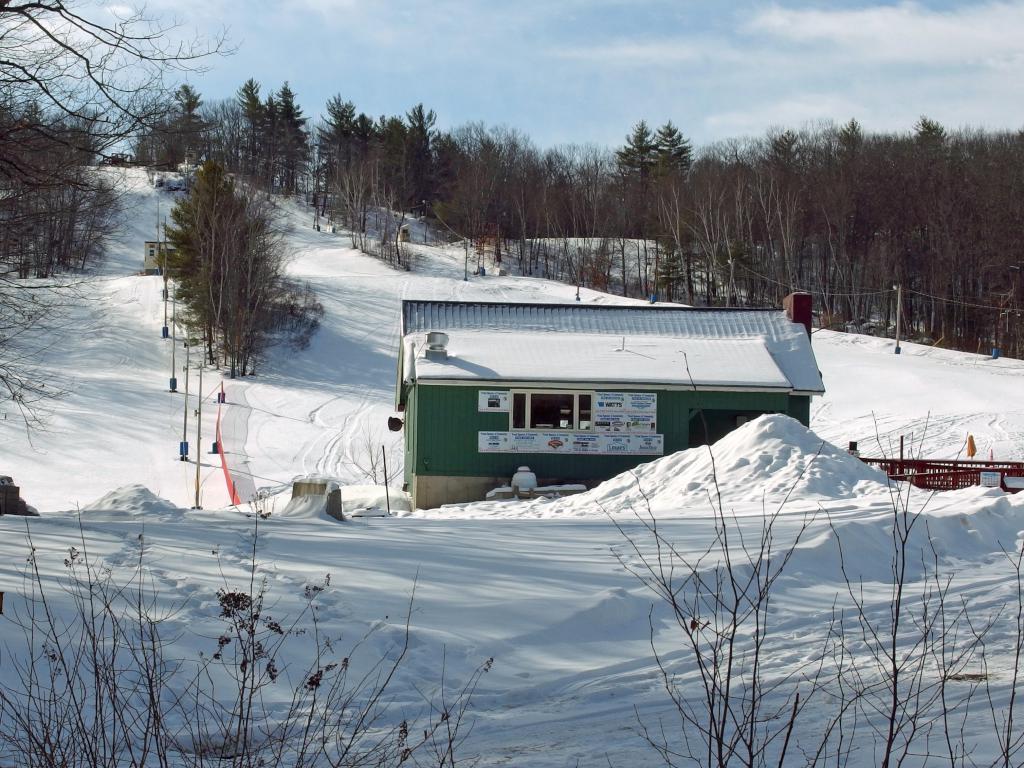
395, 295, 824, 509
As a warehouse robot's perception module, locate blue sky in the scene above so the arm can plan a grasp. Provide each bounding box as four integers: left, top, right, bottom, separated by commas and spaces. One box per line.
141, 0, 1024, 147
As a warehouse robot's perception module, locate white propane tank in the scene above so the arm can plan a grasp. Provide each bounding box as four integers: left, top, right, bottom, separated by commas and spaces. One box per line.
511, 466, 538, 494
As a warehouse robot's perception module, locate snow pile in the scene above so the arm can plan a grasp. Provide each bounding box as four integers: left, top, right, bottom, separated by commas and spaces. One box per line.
340, 485, 411, 517
439, 415, 891, 519
571, 414, 889, 512
79, 485, 184, 520
273, 482, 410, 519
778, 485, 1024, 585
276, 493, 329, 519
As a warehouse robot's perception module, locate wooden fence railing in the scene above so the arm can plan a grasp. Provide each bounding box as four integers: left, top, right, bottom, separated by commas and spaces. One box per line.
859, 457, 1024, 493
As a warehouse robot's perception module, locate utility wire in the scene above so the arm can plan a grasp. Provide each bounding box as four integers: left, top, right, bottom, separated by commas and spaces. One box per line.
733, 262, 894, 298
734, 262, 1021, 310
905, 287, 1019, 313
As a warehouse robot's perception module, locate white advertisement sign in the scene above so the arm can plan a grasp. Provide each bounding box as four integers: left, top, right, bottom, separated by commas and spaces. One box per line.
979, 471, 1002, 488
478, 431, 511, 452
592, 412, 657, 433
593, 392, 657, 433
629, 434, 663, 454
478, 431, 663, 456
568, 433, 603, 454
594, 392, 656, 413
478, 390, 510, 412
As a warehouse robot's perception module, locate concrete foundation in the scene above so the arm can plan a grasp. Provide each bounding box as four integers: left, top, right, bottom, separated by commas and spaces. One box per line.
412, 474, 590, 509
292, 480, 328, 498
412, 474, 509, 510
326, 488, 344, 521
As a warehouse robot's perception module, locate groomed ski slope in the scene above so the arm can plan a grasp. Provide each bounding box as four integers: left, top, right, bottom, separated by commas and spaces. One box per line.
1, 168, 1024, 766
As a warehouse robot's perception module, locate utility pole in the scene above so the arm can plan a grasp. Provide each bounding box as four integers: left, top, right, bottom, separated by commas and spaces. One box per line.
894, 283, 902, 355
194, 363, 203, 509
381, 446, 391, 517
159, 201, 169, 339
728, 258, 736, 306
180, 342, 190, 460
1012, 264, 1022, 358
169, 293, 177, 392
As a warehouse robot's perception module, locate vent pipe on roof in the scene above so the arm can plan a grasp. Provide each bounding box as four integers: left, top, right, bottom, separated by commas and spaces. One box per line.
425, 331, 449, 361
784, 292, 812, 340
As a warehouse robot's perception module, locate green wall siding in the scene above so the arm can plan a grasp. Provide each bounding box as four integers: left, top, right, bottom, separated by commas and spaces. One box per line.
411, 384, 810, 483
787, 394, 811, 424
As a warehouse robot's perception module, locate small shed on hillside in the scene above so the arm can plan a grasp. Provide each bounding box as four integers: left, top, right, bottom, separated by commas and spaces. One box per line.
395, 294, 824, 509
143, 241, 176, 274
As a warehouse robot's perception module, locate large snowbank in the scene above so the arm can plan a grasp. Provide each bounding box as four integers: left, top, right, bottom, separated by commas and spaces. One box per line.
424, 414, 890, 519
80, 484, 184, 521
571, 413, 889, 507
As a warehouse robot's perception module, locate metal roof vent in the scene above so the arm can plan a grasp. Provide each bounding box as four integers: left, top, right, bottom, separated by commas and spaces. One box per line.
425, 331, 449, 361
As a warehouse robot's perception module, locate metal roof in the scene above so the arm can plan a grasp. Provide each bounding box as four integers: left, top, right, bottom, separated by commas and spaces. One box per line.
400, 300, 825, 394
405, 300, 789, 337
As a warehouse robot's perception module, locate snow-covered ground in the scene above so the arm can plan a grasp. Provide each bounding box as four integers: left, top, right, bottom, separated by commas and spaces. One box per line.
2, 168, 1024, 766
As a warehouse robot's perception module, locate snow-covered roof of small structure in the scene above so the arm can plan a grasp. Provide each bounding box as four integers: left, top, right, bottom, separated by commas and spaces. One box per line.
400, 300, 824, 394
414, 332, 791, 389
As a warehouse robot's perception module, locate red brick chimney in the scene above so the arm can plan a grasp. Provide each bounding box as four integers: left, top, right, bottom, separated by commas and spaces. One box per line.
784, 292, 812, 339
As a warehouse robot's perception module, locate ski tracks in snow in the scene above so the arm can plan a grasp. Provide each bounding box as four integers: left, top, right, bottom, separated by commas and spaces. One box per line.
218, 382, 258, 503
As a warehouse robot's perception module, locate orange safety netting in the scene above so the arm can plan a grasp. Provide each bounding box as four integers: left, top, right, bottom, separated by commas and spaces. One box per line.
215, 382, 242, 505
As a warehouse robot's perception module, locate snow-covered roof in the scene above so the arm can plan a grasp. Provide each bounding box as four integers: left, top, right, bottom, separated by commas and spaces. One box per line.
414, 332, 791, 389
401, 300, 824, 393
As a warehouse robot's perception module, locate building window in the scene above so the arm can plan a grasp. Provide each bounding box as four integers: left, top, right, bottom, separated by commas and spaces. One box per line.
510, 390, 593, 431
578, 394, 592, 430
512, 392, 526, 429
530, 393, 574, 429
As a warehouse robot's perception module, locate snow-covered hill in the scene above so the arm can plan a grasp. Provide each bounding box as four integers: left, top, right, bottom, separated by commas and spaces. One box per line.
1, 168, 1023, 766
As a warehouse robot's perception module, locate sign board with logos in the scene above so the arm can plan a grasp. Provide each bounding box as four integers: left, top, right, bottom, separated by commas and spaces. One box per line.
593, 392, 657, 433
478, 431, 512, 452
478, 390, 510, 412
478, 431, 663, 456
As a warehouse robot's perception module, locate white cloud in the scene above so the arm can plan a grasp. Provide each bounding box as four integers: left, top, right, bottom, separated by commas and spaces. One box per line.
555, 38, 734, 65
705, 93, 867, 137
745, 1, 1024, 68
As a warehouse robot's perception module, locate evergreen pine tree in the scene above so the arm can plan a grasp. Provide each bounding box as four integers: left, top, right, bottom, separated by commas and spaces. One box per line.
838, 118, 863, 154
236, 79, 264, 178
164, 161, 241, 345
616, 120, 658, 180
172, 84, 204, 165
654, 121, 692, 175
237, 79, 263, 122
405, 103, 436, 209
174, 84, 201, 119
261, 93, 279, 188
914, 115, 946, 158
655, 248, 685, 302
275, 83, 308, 193
769, 129, 799, 168
352, 112, 376, 163
320, 95, 356, 169
165, 161, 318, 376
